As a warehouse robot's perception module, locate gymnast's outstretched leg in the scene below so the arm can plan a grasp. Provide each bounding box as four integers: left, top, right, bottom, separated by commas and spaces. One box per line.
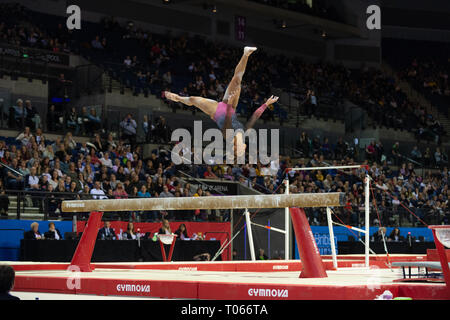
223, 46, 257, 109
164, 92, 218, 119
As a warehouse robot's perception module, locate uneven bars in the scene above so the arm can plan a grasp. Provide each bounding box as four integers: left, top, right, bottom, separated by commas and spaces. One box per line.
332, 221, 367, 234
251, 221, 286, 234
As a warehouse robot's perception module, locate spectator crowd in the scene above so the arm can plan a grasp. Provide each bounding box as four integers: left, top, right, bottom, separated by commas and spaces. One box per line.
0, 119, 448, 227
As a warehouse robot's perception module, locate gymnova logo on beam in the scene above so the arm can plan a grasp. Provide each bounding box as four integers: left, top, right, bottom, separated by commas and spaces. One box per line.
248, 288, 288, 298
116, 284, 151, 293
65, 202, 85, 208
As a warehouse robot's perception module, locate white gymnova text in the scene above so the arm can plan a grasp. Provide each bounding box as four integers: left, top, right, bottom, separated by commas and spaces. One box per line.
116, 284, 151, 293
248, 288, 288, 298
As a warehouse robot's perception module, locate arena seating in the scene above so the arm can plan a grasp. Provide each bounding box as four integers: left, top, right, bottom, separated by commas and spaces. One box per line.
1, 3, 445, 138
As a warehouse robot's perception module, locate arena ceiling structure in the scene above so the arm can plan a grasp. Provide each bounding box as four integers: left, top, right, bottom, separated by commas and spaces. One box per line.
158, 0, 362, 39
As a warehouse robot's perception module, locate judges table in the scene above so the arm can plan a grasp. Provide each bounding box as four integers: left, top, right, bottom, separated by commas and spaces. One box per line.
20, 239, 222, 262
337, 241, 435, 255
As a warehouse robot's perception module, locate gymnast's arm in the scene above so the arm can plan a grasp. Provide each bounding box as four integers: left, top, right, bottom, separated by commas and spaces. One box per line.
245, 95, 279, 130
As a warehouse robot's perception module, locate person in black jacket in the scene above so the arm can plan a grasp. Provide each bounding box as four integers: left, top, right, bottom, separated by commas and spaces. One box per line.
372, 227, 387, 242
388, 228, 404, 242
66, 107, 80, 135
0, 265, 20, 300
97, 221, 116, 240
46, 104, 62, 132
174, 224, 189, 240
23, 222, 42, 240
44, 222, 62, 240
158, 219, 172, 235
24, 100, 40, 130
122, 222, 137, 240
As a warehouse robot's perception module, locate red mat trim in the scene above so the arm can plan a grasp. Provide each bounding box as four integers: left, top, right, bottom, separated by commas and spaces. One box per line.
92, 260, 393, 272
321, 255, 426, 261
12, 264, 70, 271
427, 249, 450, 261
9, 261, 393, 273
13, 274, 450, 300
11, 257, 425, 273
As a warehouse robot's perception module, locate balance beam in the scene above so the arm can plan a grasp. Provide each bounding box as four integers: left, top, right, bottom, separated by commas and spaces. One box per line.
61, 193, 345, 212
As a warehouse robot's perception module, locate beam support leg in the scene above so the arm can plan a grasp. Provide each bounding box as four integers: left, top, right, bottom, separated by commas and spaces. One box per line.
70, 211, 103, 272
159, 240, 167, 262
290, 207, 327, 278
167, 239, 176, 262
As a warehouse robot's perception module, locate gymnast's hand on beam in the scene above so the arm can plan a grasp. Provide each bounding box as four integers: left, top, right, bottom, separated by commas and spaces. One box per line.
265, 95, 279, 106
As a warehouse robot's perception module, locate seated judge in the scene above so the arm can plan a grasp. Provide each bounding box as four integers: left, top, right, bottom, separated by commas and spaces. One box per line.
372, 227, 387, 242
122, 222, 137, 240
158, 219, 172, 235
388, 228, 404, 242
97, 221, 117, 240
174, 223, 189, 240
23, 222, 42, 240
44, 222, 62, 240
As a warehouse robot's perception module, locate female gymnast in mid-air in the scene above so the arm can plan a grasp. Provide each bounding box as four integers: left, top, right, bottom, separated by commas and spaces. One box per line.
164, 46, 279, 157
